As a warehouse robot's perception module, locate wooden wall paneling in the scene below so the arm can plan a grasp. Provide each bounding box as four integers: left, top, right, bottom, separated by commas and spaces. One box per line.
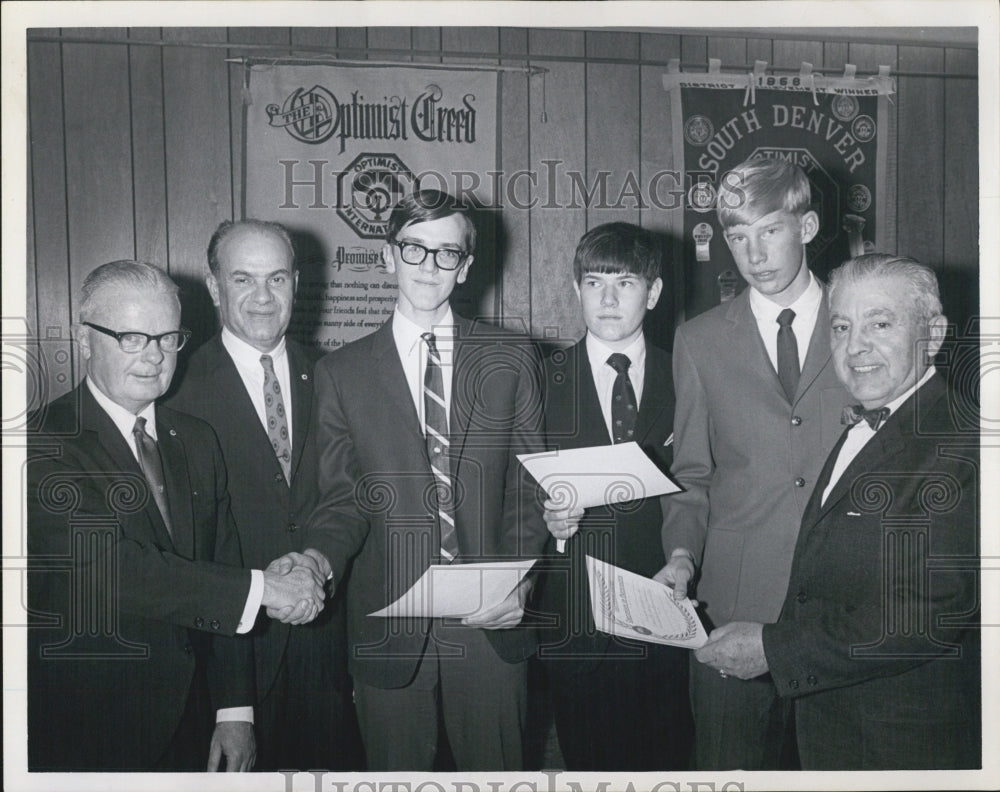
848, 43, 898, 256
896, 46, 945, 269
771, 39, 824, 71
27, 39, 75, 397
584, 32, 640, 229
942, 46, 978, 335
823, 40, 849, 71
640, 33, 683, 347
335, 28, 368, 56
288, 28, 339, 51
747, 37, 772, 66
680, 35, 707, 68
366, 26, 412, 58
227, 28, 292, 221
128, 28, 168, 268
707, 36, 746, 70
61, 29, 135, 314
528, 29, 586, 342
411, 27, 442, 63
498, 27, 531, 331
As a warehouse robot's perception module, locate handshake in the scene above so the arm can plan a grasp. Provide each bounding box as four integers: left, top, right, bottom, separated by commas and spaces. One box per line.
261, 549, 332, 625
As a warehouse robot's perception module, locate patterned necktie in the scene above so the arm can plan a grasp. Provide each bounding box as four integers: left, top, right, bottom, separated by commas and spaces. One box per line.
776, 308, 800, 402
132, 416, 172, 538
841, 404, 891, 431
607, 353, 637, 444
260, 354, 291, 484
422, 332, 459, 562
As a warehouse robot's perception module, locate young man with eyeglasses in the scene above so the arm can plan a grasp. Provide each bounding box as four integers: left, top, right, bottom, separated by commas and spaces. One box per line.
298, 190, 548, 770
27, 260, 327, 771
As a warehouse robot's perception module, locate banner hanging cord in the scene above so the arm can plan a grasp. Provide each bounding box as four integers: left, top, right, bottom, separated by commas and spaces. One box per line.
230, 56, 547, 77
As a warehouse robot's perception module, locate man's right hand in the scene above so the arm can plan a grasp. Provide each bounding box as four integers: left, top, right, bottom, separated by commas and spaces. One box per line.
653, 548, 696, 601
262, 551, 329, 625
543, 497, 585, 542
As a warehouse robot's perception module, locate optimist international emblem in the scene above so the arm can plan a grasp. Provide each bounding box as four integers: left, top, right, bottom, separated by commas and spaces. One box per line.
266, 86, 337, 144
831, 94, 859, 122
684, 115, 714, 146
337, 153, 415, 239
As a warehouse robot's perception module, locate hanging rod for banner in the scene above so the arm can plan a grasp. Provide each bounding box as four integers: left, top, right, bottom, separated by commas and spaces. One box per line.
24, 34, 976, 79
229, 56, 546, 76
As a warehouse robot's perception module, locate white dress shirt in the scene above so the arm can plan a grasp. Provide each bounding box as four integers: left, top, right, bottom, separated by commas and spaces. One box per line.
85, 377, 254, 723
748, 268, 823, 372
821, 366, 938, 505
585, 331, 646, 444
393, 306, 457, 434
221, 327, 293, 451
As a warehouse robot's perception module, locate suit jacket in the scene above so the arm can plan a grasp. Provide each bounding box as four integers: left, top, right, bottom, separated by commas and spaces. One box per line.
661, 287, 853, 627
27, 385, 254, 771
537, 338, 675, 671
304, 315, 548, 688
762, 374, 980, 769
168, 334, 347, 702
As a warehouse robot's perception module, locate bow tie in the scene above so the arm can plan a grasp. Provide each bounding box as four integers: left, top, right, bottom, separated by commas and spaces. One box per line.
841, 404, 891, 431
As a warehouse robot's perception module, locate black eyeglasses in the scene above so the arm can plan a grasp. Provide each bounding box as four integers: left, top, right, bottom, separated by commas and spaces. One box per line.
83, 322, 191, 353
393, 240, 469, 271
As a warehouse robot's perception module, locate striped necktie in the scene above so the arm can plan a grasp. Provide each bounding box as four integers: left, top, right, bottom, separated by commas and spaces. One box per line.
422, 332, 459, 562
132, 416, 173, 538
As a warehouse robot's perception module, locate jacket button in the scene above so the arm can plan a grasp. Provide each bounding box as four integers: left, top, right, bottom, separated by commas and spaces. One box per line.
789, 679, 799, 690
287, 522, 297, 533
211, 619, 221, 631
796, 589, 807, 604
274, 472, 284, 483
194, 616, 204, 628
184, 643, 194, 655
791, 416, 802, 426
807, 675, 818, 686
794, 477, 805, 487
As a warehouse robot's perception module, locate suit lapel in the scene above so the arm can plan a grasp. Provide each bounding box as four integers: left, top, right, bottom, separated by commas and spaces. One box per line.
575, 343, 612, 446
286, 341, 313, 480
635, 345, 671, 446
726, 291, 785, 400
370, 320, 425, 448
155, 411, 195, 558
794, 291, 832, 403
80, 388, 176, 551
449, 316, 477, 468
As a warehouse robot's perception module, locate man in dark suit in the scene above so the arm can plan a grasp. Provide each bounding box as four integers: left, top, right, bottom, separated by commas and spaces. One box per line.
655, 157, 853, 769
539, 222, 692, 770
694, 254, 980, 770
27, 260, 326, 771
167, 220, 358, 770
299, 190, 548, 771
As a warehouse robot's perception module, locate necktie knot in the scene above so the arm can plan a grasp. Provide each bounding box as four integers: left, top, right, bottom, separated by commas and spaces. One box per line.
133, 415, 148, 437
777, 308, 796, 328
841, 404, 891, 430
422, 332, 439, 357
607, 353, 631, 375
260, 353, 275, 372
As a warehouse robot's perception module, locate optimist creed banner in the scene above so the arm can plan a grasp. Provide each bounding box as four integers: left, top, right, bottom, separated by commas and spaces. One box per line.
245, 63, 498, 349
663, 61, 895, 319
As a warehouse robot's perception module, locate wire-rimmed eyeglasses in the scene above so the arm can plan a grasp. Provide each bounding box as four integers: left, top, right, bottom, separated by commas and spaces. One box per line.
83, 322, 191, 353
393, 240, 469, 271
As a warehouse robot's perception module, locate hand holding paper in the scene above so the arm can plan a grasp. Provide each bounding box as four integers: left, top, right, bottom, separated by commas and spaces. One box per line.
543, 497, 585, 553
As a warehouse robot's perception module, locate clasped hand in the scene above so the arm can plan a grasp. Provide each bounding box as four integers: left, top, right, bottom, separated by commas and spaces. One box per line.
262, 549, 331, 625
543, 497, 585, 542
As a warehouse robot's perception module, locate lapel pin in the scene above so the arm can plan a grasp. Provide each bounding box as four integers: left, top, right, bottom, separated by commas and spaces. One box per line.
847, 511, 861, 517
169, 429, 177, 437
301, 373, 308, 380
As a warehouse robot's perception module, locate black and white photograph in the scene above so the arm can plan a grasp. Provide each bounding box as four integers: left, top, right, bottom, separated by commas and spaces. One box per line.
3, 1, 997, 790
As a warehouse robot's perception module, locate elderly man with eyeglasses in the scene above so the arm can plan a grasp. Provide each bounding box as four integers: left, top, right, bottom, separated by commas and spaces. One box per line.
26, 260, 326, 772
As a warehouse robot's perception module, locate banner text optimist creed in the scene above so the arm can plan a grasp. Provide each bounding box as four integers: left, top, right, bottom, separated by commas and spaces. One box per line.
267, 84, 478, 154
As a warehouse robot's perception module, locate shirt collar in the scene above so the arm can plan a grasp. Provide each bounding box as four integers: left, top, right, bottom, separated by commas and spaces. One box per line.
221, 326, 286, 366
748, 268, 822, 323
884, 366, 937, 417
86, 376, 158, 442
392, 306, 456, 359
585, 331, 646, 375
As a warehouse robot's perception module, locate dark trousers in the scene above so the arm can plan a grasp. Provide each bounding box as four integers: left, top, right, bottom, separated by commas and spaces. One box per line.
689, 653, 796, 770
547, 643, 692, 771
354, 621, 527, 771
153, 668, 212, 771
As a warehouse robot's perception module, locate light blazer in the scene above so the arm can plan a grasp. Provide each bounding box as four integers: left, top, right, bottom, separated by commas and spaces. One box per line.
537, 338, 674, 670
27, 385, 253, 771
304, 315, 548, 688
762, 374, 980, 769
168, 334, 346, 701
661, 286, 853, 627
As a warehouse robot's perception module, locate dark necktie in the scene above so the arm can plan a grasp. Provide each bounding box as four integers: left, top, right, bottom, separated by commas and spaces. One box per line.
607, 353, 637, 444
132, 416, 172, 538
841, 404, 891, 431
261, 354, 292, 484
422, 332, 459, 562
776, 308, 800, 402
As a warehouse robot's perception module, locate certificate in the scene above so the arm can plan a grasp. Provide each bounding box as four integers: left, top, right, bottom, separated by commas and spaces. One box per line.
586, 555, 708, 649
368, 559, 537, 619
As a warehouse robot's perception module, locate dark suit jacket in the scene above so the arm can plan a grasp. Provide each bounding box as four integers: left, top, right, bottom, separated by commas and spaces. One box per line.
537, 338, 675, 671
661, 287, 853, 627
304, 315, 548, 688
762, 374, 980, 769
168, 334, 347, 702
27, 385, 254, 771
